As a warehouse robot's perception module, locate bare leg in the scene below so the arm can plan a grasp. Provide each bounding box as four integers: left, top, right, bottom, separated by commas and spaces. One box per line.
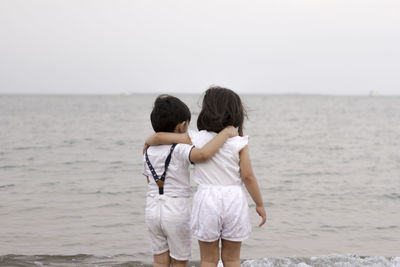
198, 240, 220, 267
221, 239, 241, 267
171, 258, 188, 267
154, 251, 171, 267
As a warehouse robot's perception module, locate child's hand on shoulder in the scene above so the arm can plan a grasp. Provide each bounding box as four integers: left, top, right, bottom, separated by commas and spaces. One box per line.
256, 205, 267, 227
222, 126, 239, 138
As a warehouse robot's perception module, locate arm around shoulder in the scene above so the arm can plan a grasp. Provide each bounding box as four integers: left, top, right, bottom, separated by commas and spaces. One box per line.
190, 126, 238, 163
145, 132, 192, 146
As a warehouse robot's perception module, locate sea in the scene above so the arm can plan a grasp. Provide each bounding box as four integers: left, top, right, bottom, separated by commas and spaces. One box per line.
0, 94, 399, 267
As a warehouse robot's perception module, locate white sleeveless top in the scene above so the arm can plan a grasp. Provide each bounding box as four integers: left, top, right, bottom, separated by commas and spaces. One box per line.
188, 130, 248, 186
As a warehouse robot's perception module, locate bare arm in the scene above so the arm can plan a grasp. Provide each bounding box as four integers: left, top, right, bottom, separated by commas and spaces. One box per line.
239, 146, 266, 227
143, 132, 191, 154
145, 132, 191, 146
189, 126, 238, 163
144, 127, 238, 160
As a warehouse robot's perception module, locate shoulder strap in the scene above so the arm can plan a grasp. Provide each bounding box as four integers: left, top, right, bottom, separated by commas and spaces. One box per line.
145, 144, 177, 195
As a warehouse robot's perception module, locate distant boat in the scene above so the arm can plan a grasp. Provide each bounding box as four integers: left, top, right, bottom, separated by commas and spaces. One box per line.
368, 90, 379, 96
122, 91, 132, 96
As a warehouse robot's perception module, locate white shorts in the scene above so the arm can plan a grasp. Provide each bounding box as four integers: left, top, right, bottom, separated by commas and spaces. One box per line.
191, 184, 251, 242
145, 195, 191, 260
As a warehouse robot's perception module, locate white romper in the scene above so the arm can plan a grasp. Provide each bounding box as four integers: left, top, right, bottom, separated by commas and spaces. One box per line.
143, 144, 194, 260
188, 130, 251, 242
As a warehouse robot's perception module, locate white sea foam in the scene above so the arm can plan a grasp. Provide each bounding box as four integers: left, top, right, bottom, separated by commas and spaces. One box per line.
242, 255, 400, 267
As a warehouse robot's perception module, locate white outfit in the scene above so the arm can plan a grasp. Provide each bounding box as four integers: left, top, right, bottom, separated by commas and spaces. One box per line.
145, 195, 191, 260
143, 144, 194, 260
188, 130, 251, 242
189, 130, 248, 186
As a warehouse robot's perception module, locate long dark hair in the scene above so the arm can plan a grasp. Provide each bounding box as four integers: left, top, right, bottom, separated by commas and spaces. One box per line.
197, 86, 247, 135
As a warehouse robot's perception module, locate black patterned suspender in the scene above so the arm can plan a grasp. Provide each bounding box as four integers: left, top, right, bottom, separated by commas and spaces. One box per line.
145, 144, 177, 195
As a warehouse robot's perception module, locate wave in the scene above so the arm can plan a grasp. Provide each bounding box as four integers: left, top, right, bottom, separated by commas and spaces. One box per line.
1, 254, 399, 267
14, 145, 52, 151
0, 165, 25, 169
0, 184, 15, 189
383, 193, 400, 200
63, 160, 99, 165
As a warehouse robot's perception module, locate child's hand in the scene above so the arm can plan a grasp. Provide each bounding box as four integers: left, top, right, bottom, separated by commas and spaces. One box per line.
222, 126, 239, 138
256, 205, 266, 227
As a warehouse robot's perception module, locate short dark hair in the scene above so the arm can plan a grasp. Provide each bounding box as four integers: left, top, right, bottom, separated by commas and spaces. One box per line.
197, 86, 247, 134
150, 94, 191, 132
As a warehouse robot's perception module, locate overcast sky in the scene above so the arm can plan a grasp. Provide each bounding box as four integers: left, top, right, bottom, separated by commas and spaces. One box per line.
0, 0, 399, 95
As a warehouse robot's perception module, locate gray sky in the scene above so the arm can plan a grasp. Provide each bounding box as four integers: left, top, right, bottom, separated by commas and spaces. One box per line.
0, 0, 399, 95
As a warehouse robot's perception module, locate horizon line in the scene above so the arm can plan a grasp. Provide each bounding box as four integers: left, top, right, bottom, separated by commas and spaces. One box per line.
0, 92, 399, 97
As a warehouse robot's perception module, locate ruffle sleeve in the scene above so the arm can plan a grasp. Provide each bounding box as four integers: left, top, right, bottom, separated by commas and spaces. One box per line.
235, 135, 248, 152
188, 129, 199, 147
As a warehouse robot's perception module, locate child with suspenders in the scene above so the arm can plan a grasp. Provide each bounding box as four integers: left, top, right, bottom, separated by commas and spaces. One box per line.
143, 95, 237, 267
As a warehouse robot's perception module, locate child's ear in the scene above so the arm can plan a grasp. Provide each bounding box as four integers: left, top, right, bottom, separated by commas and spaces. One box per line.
175, 121, 186, 133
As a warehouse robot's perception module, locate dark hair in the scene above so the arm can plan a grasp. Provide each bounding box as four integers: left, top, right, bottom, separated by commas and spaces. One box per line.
150, 94, 191, 132
197, 86, 247, 134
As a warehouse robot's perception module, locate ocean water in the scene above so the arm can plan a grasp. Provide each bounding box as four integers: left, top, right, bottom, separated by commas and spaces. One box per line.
0, 94, 399, 266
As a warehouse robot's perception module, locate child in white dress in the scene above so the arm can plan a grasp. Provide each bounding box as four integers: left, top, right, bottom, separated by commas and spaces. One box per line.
146, 87, 266, 267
